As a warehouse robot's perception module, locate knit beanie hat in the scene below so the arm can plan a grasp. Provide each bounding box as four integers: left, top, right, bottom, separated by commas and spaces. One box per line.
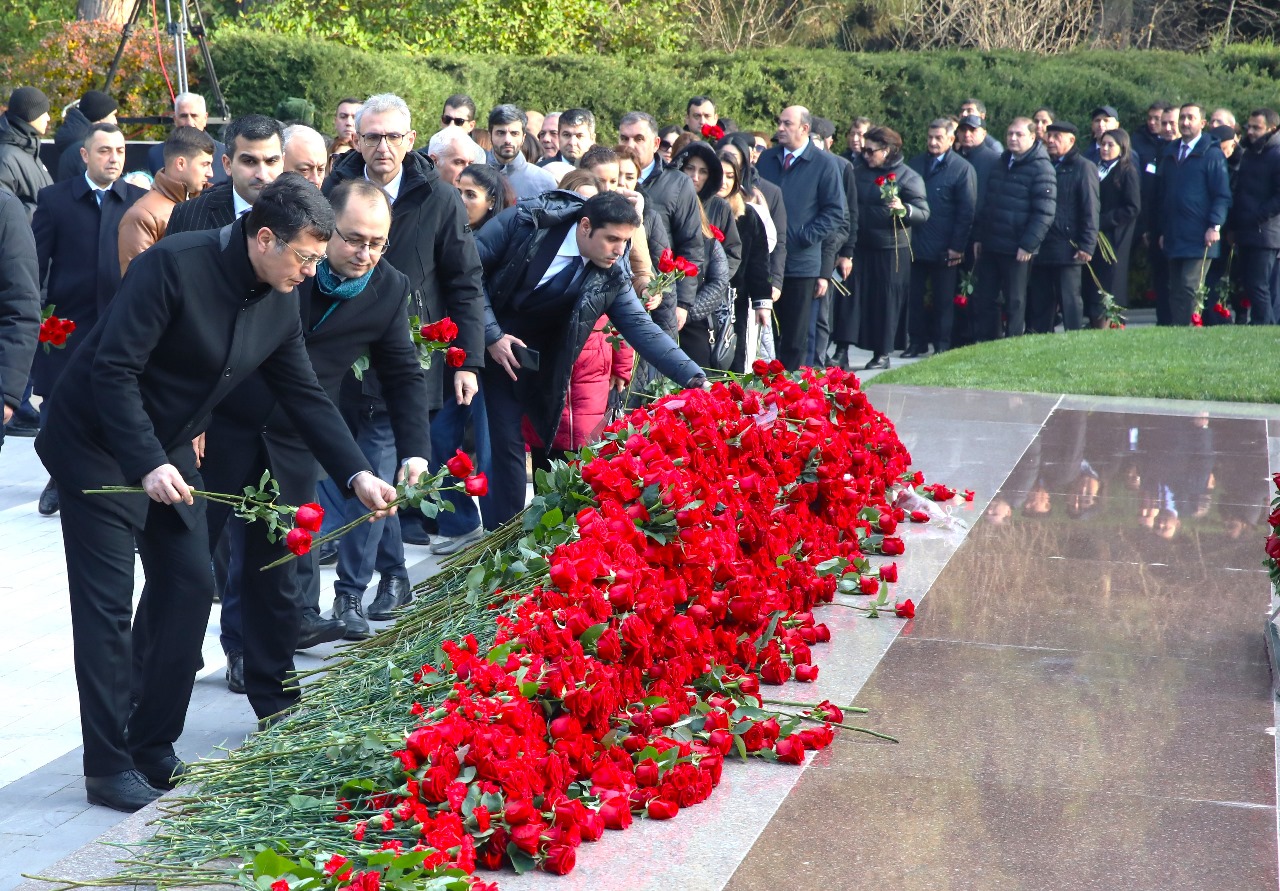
78, 90, 118, 123
7, 87, 51, 123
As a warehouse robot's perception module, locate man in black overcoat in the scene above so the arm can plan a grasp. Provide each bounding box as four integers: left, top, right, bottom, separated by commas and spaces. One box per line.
31, 124, 145, 515
198, 179, 431, 720
34, 175, 400, 812
0, 189, 39, 452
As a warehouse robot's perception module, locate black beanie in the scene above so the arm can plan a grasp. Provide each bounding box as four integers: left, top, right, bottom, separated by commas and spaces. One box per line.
78, 90, 118, 123
7, 87, 50, 123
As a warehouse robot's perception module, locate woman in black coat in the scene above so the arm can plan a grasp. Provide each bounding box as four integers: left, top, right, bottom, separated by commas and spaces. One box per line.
716, 148, 773, 372
1084, 127, 1141, 324
853, 127, 930, 369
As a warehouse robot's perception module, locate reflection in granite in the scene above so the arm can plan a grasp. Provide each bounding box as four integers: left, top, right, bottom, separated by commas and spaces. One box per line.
728, 409, 1278, 891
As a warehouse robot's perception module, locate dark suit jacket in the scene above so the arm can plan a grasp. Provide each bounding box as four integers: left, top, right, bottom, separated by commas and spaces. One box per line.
30, 175, 145, 395
757, 145, 848, 278
147, 139, 229, 185
165, 180, 236, 235
215, 259, 431, 465
35, 219, 370, 530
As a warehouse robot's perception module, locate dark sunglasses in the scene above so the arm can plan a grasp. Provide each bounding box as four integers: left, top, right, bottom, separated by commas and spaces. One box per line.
441, 115, 470, 127
660, 140, 678, 150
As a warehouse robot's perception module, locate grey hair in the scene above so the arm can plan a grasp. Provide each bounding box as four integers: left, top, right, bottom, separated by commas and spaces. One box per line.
619, 111, 659, 136
427, 129, 486, 163
356, 93, 411, 130
173, 91, 206, 111
282, 124, 325, 151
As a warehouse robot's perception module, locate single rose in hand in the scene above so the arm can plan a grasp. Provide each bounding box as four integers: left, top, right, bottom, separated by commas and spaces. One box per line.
445, 449, 474, 479
285, 527, 313, 556
445, 346, 467, 368
464, 473, 489, 497
295, 502, 324, 532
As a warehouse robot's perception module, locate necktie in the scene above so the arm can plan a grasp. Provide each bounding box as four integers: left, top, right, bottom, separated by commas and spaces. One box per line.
932, 156, 943, 173
782, 153, 794, 172
94, 190, 104, 207
540, 256, 582, 296
1178, 143, 1189, 163
238, 207, 250, 218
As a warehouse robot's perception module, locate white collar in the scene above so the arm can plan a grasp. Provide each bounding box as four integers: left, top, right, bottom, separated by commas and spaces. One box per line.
555, 224, 581, 260
367, 166, 404, 204
232, 188, 253, 218
1180, 133, 1202, 153
84, 172, 109, 196
785, 142, 808, 162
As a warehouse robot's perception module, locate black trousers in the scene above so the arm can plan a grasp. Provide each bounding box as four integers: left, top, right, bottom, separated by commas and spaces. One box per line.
775, 277, 817, 370
61, 486, 214, 776
1027, 264, 1084, 333
908, 260, 959, 352
1149, 239, 1171, 324
973, 251, 1033, 341
482, 364, 533, 528
1239, 247, 1279, 324
1165, 257, 1208, 326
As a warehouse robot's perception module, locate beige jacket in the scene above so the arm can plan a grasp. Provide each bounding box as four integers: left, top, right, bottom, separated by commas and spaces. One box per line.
117, 168, 192, 273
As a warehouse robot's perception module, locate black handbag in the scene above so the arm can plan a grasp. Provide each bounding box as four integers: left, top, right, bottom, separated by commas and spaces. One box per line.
709, 287, 737, 371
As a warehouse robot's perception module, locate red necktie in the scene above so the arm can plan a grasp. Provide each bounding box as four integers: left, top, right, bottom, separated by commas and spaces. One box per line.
783, 153, 794, 171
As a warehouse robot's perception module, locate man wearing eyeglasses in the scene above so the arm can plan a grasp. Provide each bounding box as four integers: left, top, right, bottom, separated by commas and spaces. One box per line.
441, 94, 477, 133
35, 174, 401, 812
196, 178, 430, 724
323, 93, 486, 633
168, 114, 284, 235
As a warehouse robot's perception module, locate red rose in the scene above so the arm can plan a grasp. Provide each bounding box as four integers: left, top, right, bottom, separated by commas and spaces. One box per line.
707, 728, 733, 754
701, 123, 725, 141
886, 172, 896, 182
880, 562, 898, 582
436, 317, 459, 341
464, 473, 489, 497
795, 664, 819, 682
964, 489, 975, 501
709, 224, 725, 243
445, 449, 473, 479
815, 700, 844, 723
895, 599, 916, 618
1213, 303, 1231, 318
910, 509, 929, 523
634, 758, 661, 787
1191, 312, 1203, 326
760, 657, 791, 685
599, 797, 632, 830
295, 502, 324, 532
646, 798, 679, 820
877, 512, 897, 534
858, 575, 879, 596
271, 881, 290, 891
650, 704, 677, 726
511, 822, 543, 855
285, 528, 312, 556
1267, 535, 1280, 560
48, 329, 68, 347
875, 175, 886, 187
446, 346, 467, 367
881, 536, 905, 556
543, 843, 576, 875
657, 248, 677, 274
774, 735, 806, 765
953, 294, 968, 307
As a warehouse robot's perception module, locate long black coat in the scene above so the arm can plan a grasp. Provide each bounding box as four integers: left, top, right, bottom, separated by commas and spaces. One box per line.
755, 176, 787, 290
35, 219, 370, 531
325, 149, 486, 412
30, 174, 145, 395
907, 150, 977, 263
1230, 128, 1280, 250
977, 141, 1057, 256
0, 190, 39, 411
853, 159, 930, 251
1096, 160, 1141, 300
1036, 149, 1100, 266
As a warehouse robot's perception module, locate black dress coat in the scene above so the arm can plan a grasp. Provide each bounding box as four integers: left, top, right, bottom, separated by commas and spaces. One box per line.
325, 149, 486, 412
0, 189, 39, 415
166, 180, 236, 235
36, 219, 371, 531
1095, 159, 1141, 301
30, 174, 145, 395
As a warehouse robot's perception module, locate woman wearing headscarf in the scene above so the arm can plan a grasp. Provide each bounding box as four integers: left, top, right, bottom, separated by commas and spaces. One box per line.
853, 126, 930, 369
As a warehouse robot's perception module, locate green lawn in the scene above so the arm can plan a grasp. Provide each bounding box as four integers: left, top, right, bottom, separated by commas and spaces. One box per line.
867, 327, 1280, 403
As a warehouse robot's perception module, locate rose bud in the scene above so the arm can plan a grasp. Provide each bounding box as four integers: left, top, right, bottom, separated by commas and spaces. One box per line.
895, 599, 916, 619
294, 502, 324, 532
542, 843, 576, 875
858, 575, 879, 596
285, 528, 312, 556
599, 796, 633, 830
813, 623, 831, 642
650, 704, 677, 727
910, 509, 930, 523
708, 729, 734, 754
881, 537, 905, 555
634, 759, 661, 787
446, 346, 467, 367
445, 449, 474, 479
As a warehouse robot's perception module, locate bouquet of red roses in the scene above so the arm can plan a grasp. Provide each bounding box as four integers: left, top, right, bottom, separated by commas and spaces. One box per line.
38, 305, 76, 353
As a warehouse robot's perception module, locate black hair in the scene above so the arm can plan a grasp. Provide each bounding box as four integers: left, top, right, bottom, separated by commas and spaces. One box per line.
1101, 127, 1133, 168
559, 108, 596, 133
82, 122, 122, 148
487, 104, 527, 131
583, 190, 640, 229
443, 94, 477, 119
687, 96, 715, 113
162, 125, 216, 165
578, 144, 619, 170
225, 113, 285, 156
246, 172, 335, 243
457, 163, 515, 227
1250, 108, 1280, 129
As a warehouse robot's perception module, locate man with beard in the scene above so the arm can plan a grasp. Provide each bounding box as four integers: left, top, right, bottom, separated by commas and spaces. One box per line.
168, 114, 283, 235
487, 104, 555, 200
1231, 108, 1280, 323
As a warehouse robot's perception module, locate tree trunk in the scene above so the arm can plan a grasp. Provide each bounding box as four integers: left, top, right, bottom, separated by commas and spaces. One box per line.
77, 0, 133, 25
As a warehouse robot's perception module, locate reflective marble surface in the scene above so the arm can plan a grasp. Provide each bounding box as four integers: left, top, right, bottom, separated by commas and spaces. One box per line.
728, 408, 1278, 891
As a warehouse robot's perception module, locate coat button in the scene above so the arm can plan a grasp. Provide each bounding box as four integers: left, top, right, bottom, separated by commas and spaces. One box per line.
224, 368, 233, 376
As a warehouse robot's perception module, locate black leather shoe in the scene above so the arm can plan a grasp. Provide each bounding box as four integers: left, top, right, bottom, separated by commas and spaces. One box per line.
900, 347, 926, 359
85, 769, 163, 812
368, 575, 412, 621
333, 591, 371, 640
296, 609, 346, 650
3, 418, 38, 437
316, 539, 339, 566
37, 478, 59, 516
226, 651, 245, 694
864, 355, 891, 370
135, 755, 186, 791
400, 525, 432, 546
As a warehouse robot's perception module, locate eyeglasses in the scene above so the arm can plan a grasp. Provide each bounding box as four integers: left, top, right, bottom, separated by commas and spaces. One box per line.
271, 231, 325, 267
660, 140, 677, 150
441, 115, 470, 127
334, 227, 389, 255
752, 143, 767, 152
862, 145, 886, 155
359, 132, 409, 148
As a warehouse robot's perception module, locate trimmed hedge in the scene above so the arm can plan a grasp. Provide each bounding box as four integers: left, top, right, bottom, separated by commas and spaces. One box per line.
204, 35, 1280, 151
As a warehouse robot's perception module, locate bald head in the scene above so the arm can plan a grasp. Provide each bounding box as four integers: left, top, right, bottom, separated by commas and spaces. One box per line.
282, 125, 329, 188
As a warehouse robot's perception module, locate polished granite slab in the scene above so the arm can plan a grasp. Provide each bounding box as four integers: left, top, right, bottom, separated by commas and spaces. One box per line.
728, 407, 1278, 891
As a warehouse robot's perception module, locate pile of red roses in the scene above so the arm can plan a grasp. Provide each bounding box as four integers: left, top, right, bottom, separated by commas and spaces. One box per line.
317, 364, 934, 888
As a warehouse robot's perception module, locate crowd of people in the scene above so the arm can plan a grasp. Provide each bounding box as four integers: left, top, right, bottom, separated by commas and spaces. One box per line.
0, 81, 1273, 813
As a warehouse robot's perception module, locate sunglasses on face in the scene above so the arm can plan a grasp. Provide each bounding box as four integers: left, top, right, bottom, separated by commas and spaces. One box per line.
441, 115, 470, 127
661, 140, 677, 150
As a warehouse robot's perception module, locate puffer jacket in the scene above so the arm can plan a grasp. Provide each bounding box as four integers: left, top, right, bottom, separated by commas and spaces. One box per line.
977, 141, 1057, 256
525, 320, 634, 452
853, 158, 930, 251
1036, 148, 1100, 265
1230, 128, 1280, 250
0, 113, 53, 221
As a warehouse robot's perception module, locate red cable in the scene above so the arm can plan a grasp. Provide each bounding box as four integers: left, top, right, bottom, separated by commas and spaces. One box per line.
150, 0, 176, 105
